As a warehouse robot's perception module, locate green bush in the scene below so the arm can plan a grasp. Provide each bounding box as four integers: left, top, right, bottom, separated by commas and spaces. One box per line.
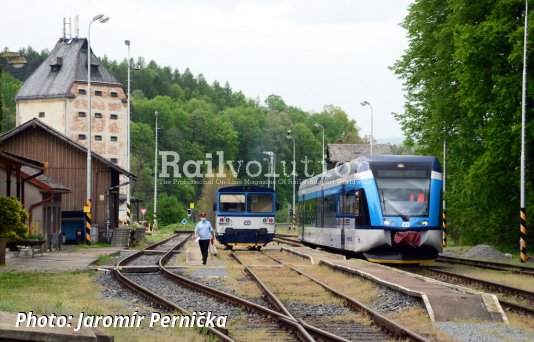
0, 196, 29, 243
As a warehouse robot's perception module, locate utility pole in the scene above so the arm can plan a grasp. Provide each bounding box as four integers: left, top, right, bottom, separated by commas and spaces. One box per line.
153, 111, 159, 231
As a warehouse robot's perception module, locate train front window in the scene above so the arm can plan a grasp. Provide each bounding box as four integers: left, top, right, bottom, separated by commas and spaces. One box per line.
219, 194, 246, 213
248, 194, 274, 213
373, 168, 431, 218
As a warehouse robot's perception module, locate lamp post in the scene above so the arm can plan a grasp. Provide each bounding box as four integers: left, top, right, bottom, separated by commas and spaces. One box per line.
125, 39, 132, 226
286, 130, 296, 230
0, 52, 27, 68
520, 0, 528, 263
86, 14, 109, 244
360, 101, 374, 155
153, 111, 159, 231
314, 123, 326, 173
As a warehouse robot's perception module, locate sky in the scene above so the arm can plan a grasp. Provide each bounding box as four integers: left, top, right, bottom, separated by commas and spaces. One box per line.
1, 0, 413, 142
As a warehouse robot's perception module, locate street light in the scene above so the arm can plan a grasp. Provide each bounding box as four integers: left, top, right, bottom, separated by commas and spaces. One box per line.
360, 100, 374, 155
314, 123, 326, 173
86, 13, 109, 244
153, 111, 159, 231
125, 39, 132, 225
0, 51, 27, 68
286, 130, 296, 230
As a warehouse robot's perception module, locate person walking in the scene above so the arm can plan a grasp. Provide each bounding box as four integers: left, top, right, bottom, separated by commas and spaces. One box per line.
194, 212, 214, 265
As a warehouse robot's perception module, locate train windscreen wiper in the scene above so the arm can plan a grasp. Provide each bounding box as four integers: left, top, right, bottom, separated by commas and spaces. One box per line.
383, 199, 409, 222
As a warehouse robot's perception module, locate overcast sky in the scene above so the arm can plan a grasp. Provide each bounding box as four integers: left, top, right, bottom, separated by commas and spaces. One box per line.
2, 0, 413, 141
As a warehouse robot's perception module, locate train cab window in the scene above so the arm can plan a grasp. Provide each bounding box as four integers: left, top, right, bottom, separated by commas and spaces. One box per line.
219, 194, 245, 213
247, 194, 273, 213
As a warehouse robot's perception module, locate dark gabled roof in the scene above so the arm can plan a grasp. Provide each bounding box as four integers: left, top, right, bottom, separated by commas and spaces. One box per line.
16, 38, 122, 101
21, 166, 71, 194
327, 143, 394, 164
0, 118, 136, 179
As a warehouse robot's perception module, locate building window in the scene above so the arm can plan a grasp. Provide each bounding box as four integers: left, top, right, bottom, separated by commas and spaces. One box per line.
95, 135, 102, 141
78, 111, 86, 117
78, 89, 86, 95
111, 158, 118, 164
110, 114, 118, 120
78, 134, 86, 140
110, 91, 118, 98
95, 90, 102, 96
110, 136, 118, 142
39, 112, 45, 118
95, 112, 102, 118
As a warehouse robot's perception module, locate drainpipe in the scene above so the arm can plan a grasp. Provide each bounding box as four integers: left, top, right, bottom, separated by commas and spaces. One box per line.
29, 193, 54, 237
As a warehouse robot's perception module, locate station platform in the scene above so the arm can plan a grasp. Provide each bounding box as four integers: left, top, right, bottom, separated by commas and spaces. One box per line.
282, 246, 507, 323
0, 246, 122, 273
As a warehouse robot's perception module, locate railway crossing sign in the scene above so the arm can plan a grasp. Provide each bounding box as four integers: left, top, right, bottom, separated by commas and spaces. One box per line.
140, 208, 147, 215
189, 203, 195, 209
181, 218, 188, 225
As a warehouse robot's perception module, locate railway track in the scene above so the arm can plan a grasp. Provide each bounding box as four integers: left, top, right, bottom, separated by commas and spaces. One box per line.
273, 234, 302, 247
437, 255, 534, 276
231, 251, 427, 342
113, 232, 355, 341
420, 267, 534, 316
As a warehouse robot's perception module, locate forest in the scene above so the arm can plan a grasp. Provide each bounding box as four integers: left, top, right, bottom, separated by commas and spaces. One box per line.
0, 47, 364, 228
2, 0, 534, 251
392, 0, 534, 249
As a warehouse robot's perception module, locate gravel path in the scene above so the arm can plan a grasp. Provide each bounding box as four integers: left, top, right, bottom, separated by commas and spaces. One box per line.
435, 322, 534, 342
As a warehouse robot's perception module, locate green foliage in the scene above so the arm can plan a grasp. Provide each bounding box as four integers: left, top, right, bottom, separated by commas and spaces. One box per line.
393, 0, 534, 249
0, 70, 20, 132
2, 44, 366, 232
157, 193, 186, 226
0, 196, 29, 243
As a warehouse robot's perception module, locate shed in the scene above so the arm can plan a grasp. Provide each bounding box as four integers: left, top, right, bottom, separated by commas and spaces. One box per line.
1, 119, 136, 240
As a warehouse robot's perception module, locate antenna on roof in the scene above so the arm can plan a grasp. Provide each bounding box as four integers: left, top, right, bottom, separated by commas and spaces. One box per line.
63, 17, 72, 40
74, 15, 79, 38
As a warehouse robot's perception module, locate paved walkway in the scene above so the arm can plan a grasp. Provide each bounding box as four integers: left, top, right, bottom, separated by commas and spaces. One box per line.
0, 246, 122, 273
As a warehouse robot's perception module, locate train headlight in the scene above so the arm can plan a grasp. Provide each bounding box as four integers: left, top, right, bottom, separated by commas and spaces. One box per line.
263, 218, 267, 223
383, 220, 392, 226
417, 220, 428, 226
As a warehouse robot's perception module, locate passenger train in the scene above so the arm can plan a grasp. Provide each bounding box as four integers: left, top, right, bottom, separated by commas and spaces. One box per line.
298, 156, 443, 264
215, 186, 276, 249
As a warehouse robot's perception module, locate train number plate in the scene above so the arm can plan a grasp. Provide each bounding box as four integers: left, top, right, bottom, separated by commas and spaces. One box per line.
402, 222, 410, 227
244, 220, 251, 225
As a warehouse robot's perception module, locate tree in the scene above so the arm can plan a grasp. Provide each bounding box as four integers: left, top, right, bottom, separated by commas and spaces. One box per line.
393, 0, 534, 248
0, 196, 29, 243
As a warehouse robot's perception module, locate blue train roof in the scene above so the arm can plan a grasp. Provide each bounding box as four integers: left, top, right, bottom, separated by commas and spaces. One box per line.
299, 155, 441, 192
217, 186, 275, 193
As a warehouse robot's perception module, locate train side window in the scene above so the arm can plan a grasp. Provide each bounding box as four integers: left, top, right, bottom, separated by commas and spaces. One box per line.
323, 195, 337, 228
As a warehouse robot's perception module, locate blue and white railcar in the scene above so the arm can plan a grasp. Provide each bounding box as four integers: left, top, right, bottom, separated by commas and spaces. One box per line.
298, 156, 443, 264
215, 186, 276, 249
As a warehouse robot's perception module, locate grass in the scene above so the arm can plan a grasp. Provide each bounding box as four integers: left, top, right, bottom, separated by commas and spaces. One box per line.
0, 271, 205, 341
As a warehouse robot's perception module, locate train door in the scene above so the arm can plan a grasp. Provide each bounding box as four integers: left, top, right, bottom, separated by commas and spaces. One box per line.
339, 185, 346, 250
